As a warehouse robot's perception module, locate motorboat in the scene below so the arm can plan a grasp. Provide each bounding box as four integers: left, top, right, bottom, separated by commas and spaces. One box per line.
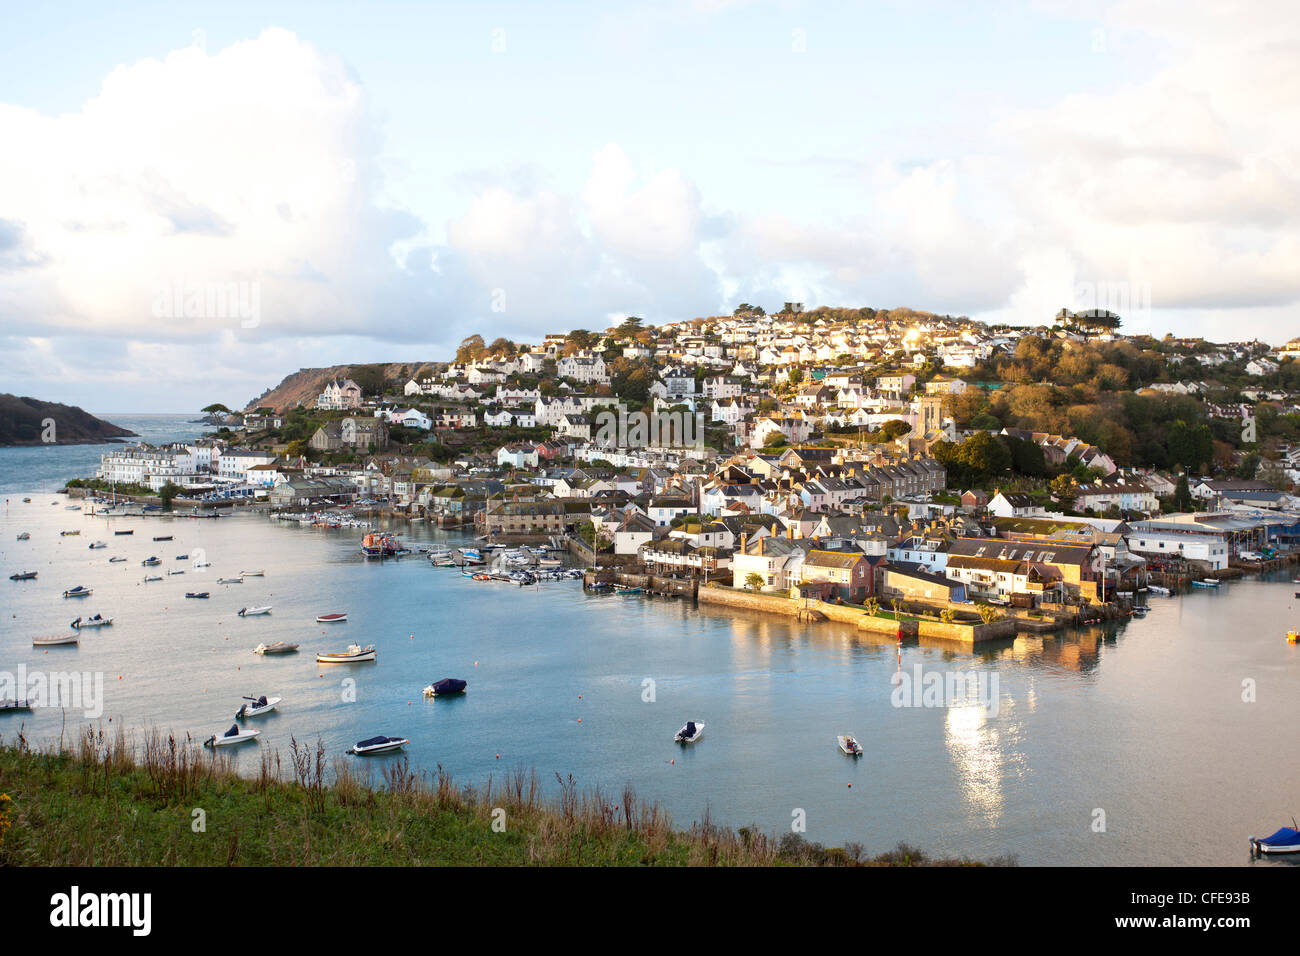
1192, 579, 1220, 588
459, 547, 485, 566
615, 586, 643, 595
240, 569, 265, 577
1146, 584, 1171, 596
254, 641, 299, 655
349, 736, 409, 755
109, 556, 127, 563
152, 535, 173, 541
71, 615, 113, 629
185, 591, 210, 599
16, 532, 30, 541
422, 678, 467, 697
361, 533, 410, 559
175, 554, 188, 560
193, 560, 211, 568
167, 569, 185, 576
114, 529, 134, 535
315, 612, 348, 623
143, 575, 163, 582
1250, 826, 1300, 855
141, 556, 161, 566
217, 577, 243, 584
34, 633, 79, 646
63, 585, 93, 597
674, 720, 705, 744
203, 725, 261, 748
238, 606, 272, 617
1131, 606, 1148, 618
9, 571, 37, 581
60, 529, 81, 536
236, 695, 281, 718
316, 643, 376, 663
21, 497, 30, 503
838, 734, 864, 756
88, 541, 107, 549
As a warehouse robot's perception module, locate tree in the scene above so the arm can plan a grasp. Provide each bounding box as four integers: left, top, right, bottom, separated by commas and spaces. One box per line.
201, 403, 230, 414
455, 334, 486, 365
158, 481, 181, 510
976, 604, 1002, 624
1173, 474, 1193, 512
864, 597, 880, 617
745, 572, 765, 592
764, 431, 789, 449
939, 608, 956, 624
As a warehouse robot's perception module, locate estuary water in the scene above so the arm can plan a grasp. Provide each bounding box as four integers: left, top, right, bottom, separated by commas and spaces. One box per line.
1, 417, 1298, 865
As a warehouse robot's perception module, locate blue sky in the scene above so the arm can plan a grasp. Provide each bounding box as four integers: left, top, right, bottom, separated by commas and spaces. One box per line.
0, 1, 1296, 411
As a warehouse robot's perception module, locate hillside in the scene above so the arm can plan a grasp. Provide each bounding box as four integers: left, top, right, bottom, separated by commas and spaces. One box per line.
0, 394, 137, 447
244, 362, 444, 413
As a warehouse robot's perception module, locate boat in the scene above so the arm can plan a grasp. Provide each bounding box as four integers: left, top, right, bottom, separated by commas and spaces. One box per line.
674, 720, 705, 744
217, 577, 242, 584
141, 556, 161, 566
60, 529, 80, 536
21, 497, 30, 503
1250, 826, 1300, 855
238, 606, 272, 617
9, 571, 37, 581
1288, 631, 1299, 644
167, 569, 185, 576
143, 575, 163, 582
235, 695, 281, 718
315, 612, 348, 623
88, 541, 107, 549
71, 615, 113, 629
254, 641, 299, 655
349, 736, 409, 755
240, 569, 265, 577
114, 529, 134, 535
361, 532, 410, 559
422, 678, 467, 697
459, 547, 485, 566
0, 698, 35, 712
16, 532, 30, 541
185, 591, 210, 599
34, 633, 79, 646
1192, 579, 1220, 588
837, 734, 864, 756
193, 560, 211, 568
175, 554, 188, 560
203, 725, 261, 748
109, 556, 126, 563
615, 586, 643, 595
62, 585, 93, 598
152, 535, 173, 541
1146, 584, 1171, 596
316, 643, 376, 663
1131, 606, 1148, 618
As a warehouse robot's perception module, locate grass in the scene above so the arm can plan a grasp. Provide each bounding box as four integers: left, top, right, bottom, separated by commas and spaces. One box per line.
0, 727, 1011, 867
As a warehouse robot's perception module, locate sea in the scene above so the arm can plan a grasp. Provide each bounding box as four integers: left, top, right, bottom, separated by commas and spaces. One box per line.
1, 413, 1297, 865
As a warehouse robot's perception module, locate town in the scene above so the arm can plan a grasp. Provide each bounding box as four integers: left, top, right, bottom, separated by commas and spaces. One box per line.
78, 304, 1300, 640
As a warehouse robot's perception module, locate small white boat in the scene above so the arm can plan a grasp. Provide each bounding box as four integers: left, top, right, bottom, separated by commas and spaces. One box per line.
674, 720, 705, 744
71, 615, 113, 629
217, 577, 243, 584
203, 725, 261, 748
349, 736, 409, 755
88, 541, 107, 549
167, 569, 185, 576
1146, 584, 1171, 596
34, 633, 79, 646
143, 575, 163, 582
837, 734, 864, 756
240, 569, 265, 577
16, 532, 30, 540
109, 556, 127, 563
317, 643, 376, 663
193, 560, 211, 568
315, 612, 348, 623
236, 695, 281, 718
1192, 579, 1220, 588
63, 585, 93, 598
238, 606, 272, 617
1250, 826, 1300, 855
254, 641, 299, 655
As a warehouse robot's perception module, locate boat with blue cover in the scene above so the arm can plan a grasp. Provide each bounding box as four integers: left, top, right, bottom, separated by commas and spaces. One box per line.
349, 735, 409, 755
1250, 826, 1300, 854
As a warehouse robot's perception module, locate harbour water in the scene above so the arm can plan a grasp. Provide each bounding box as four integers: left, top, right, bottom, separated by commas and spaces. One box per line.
1, 417, 1298, 865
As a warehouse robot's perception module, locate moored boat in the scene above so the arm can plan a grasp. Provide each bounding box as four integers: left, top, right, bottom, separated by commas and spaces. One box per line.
316, 643, 376, 663
60, 529, 80, 536
114, 529, 134, 535
141, 556, 161, 566
422, 678, 467, 697
240, 569, 265, 576
62, 585, 92, 597
1192, 579, 1220, 588
185, 591, 210, 599
615, 586, 643, 595
217, 577, 242, 584
236, 695, 281, 718
1146, 584, 1171, 596
71, 614, 113, 629
153, 535, 173, 541
109, 556, 126, 563
1250, 826, 1300, 855
34, 633, 79, 646
349, 735, 409, 755
238, 606, 272, 617
88, 541, 107, 549
674, 720, 704, 744
143, 575, 163, 582
315, 612, 348, 623
9, 571, 37, 581
16, 532, 30, 540
254, 641, 299, 655
203, 725, 261, 748
838, 734, 864, 756
0, 698, 35, 712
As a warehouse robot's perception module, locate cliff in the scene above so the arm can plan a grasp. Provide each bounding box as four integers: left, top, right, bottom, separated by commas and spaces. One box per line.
244, 362, 445, 413
0, 394, 138, 447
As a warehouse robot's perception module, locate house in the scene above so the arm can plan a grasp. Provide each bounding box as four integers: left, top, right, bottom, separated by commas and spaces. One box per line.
316, 379, 362, 410
988, 491, 1045, 518
732, 535, 815, 592
497, 443, 540, 469
878, 565, 966, 604
798, 550, 881, 603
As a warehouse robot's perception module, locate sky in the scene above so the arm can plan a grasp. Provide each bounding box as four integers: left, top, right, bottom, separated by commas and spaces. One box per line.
0, 0, 1297, 412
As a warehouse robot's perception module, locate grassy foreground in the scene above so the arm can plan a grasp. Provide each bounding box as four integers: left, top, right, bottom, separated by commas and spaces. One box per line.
0, 728, 1006, 866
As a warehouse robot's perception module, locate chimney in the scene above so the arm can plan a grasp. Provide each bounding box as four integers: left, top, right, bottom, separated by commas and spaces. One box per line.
740, 532, 748, 552
787, 523, 794, 540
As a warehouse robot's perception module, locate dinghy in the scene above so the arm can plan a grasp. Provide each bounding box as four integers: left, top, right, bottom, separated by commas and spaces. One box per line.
837, 734, 864, 756
34, 633, 79, 646
16, 532, 30, 540
152, 535, 173, 541
236, 695, 281, 718
1192, 579, 1220, 588
109, 556, 126, 563
59, 530, 80, 536
167, 569, 185, 575
238, 606, 272, 617
141, 556, 161, 566
143, 575, 163, 582
674, 720, 705, 744
349, 736, 409, 755
9, 571, 37, 581
175, 554, 188, 560
1146, 584, 1171, 596
203, 724, 261, 748
114, 529, 134, 535
88, 541, 107, 549
240, 569, 265, 577
254, 641, 299, 655
315, 612, 348, 623
71, 614, 113, 629
185, 591, 210, 599
615, 586, 643, 595
217, 577, 242, 584
1250, 826, 1300, 855
316, 643, 376, 663
422, 678, 467, 697
62, 585, 93, 597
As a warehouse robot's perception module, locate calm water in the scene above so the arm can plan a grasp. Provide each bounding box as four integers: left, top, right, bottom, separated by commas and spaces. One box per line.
1, 426, 1298, 865
0, 413, 206, 496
